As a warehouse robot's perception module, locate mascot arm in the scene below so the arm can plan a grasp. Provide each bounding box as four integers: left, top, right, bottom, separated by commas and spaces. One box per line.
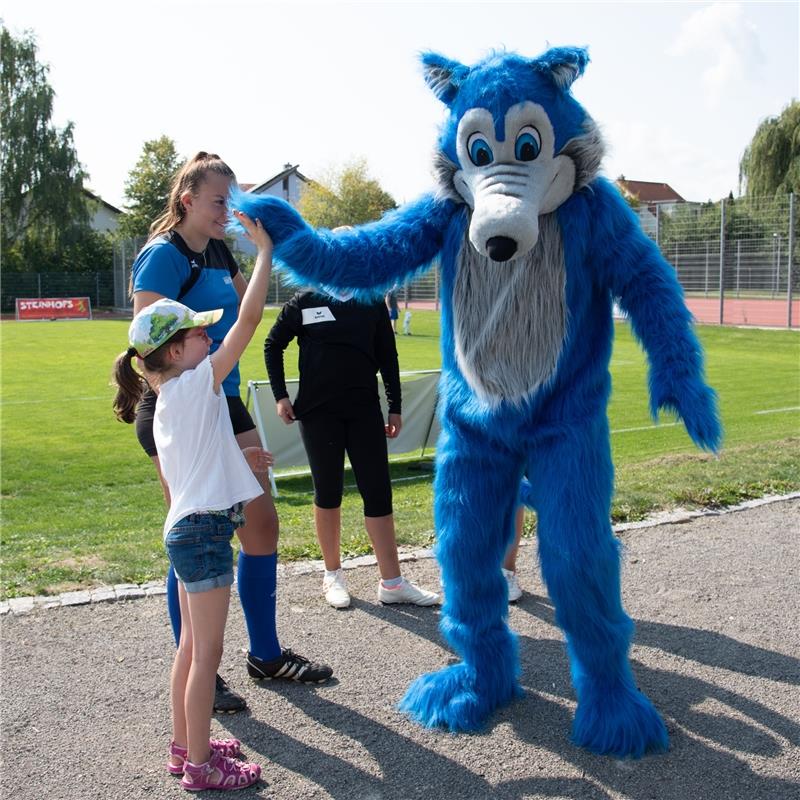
229, 191, 457, 297
591, 180, 722, 452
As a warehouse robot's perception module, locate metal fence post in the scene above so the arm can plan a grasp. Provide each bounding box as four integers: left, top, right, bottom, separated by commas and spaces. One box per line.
37, 273, 41, 297
788, 193, 795, 328
736, 240, 741, 298
704, 241, 709, 298
774, 235, 781, 297
719, 198, 725, 324
656, 204, 661, 249
120, 240, 126, 309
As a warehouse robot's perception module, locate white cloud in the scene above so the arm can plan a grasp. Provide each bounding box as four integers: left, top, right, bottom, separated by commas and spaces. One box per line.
668, 2, 764, 100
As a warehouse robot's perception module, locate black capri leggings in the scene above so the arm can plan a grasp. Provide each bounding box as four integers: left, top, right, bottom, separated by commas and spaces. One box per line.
135, 389, 256, 457
298, 398, 393, 518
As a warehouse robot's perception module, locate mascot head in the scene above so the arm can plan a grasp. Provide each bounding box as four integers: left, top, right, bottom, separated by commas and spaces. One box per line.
424, 47, 604, 262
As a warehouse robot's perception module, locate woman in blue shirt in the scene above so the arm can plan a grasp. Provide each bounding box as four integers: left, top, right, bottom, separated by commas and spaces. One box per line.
131, 153, 332, 717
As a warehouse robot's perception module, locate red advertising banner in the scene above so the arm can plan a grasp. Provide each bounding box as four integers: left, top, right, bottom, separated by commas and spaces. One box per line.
15, 297, 92, 321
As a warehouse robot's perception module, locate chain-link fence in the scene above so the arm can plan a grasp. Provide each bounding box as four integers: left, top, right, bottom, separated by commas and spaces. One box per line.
8, 194, 795, 326
1, 271, 114, 314
634, 193, 797, 326
111, 235, 146, 310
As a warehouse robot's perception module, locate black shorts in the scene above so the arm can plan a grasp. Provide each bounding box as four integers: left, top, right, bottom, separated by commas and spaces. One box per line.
134, 389, 256, 457
298, 397, 393, 518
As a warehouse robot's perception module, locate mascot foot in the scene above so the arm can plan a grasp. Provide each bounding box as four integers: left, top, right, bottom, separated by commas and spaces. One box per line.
398, 662, 523, 732
573, 681, 669, 758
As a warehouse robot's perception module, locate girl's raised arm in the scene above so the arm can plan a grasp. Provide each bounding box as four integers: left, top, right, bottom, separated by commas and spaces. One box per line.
210, 211, 273, 390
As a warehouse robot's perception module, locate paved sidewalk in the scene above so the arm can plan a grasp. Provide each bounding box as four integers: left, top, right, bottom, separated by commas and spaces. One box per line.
2, 498, 799, 800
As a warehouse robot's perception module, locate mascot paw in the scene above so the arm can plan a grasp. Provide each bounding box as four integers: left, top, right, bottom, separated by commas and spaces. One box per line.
572, 682, 669, 758
398, 662, 522, 732
229, 193, 309, 245
652, 380, 721, 454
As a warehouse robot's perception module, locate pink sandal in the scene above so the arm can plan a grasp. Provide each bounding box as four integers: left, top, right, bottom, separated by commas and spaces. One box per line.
181, 749, 261, 792
167, 737, 242, 775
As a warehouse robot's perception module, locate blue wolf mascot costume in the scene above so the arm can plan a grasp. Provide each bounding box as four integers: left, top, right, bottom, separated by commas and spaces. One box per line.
234, 47, 721, 758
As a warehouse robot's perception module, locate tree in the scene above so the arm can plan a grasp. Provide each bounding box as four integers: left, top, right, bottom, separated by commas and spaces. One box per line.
118, 136, 184, 239
739, 101, 800, 198
298, 158, 396, 228
1, 26, 90, 257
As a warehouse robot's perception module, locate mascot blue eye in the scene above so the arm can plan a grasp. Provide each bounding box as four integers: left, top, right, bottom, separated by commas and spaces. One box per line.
515, 127, 541, 161
467, 134, 494, 167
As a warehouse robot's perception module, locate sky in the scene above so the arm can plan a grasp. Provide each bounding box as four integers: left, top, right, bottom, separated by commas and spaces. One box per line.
2, 0, 798, 209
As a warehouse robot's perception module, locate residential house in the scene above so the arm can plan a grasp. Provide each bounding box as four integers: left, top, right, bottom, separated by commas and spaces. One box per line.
616, 177, 686, 239
84, 189, 123, 235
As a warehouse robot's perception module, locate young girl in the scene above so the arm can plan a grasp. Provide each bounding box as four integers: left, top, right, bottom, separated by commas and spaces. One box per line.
113, 211, 272, 791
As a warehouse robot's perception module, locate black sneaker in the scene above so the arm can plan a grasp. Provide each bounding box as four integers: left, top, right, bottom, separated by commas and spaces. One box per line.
213, 673, 247, 714
246, 648, 333, 684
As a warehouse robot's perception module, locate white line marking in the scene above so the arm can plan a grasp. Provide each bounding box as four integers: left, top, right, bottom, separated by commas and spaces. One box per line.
754, 407, 800, 415
611, 423, 680, 434
0, 396, 108, 405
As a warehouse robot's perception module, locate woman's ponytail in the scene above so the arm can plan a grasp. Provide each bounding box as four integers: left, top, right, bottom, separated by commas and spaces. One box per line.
112, 347, 148, 423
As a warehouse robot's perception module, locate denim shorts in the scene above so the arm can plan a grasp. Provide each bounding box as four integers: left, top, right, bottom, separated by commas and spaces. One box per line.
165, 512, 238, 593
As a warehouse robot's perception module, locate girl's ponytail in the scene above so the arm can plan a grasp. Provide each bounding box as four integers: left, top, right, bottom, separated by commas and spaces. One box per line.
112, 347, 148, 423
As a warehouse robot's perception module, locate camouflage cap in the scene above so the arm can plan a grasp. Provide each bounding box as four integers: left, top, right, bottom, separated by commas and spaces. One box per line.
128, 298, 223, 357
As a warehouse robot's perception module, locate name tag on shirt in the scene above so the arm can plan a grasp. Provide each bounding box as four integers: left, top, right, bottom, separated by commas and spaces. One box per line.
302, 306, 336, 325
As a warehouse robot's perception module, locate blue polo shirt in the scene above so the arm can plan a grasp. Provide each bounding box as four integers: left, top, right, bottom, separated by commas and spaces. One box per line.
132, 235, 242, 397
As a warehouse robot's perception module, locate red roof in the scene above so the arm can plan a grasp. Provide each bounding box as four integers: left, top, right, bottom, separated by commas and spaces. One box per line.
616, 179, 684, 204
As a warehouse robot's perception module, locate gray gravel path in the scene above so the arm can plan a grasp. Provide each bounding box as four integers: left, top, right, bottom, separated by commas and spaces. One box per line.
2, 498, 799, 800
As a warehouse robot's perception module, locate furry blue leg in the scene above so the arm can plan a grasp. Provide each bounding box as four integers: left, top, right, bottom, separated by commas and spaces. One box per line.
399, 434, 524, 731
527, 417, 669, 758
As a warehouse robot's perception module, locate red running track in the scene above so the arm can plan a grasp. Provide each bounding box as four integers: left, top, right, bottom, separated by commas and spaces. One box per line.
684, 297, 799, 328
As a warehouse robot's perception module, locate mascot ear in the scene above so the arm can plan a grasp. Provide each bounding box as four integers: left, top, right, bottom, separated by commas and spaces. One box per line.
421, 52, 469, 105
533, 46, 590, 91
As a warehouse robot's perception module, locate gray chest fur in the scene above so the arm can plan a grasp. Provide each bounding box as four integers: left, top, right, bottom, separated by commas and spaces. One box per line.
453, 213, 567, 405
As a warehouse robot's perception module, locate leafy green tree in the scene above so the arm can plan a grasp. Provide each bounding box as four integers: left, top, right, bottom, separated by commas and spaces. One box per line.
298, 158, 396, 228
1, 25, 90, 259
14, 227, 113, 273
118, 136, 184, 238
739, 101, 800, 198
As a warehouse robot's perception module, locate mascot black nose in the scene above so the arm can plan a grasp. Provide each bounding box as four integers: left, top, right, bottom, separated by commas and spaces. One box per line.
486, 236, 517, 262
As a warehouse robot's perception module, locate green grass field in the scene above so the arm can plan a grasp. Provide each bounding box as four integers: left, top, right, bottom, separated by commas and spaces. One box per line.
1, 311, 798, 598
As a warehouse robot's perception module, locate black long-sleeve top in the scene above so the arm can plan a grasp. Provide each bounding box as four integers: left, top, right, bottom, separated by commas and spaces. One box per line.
264, 291, 402, 419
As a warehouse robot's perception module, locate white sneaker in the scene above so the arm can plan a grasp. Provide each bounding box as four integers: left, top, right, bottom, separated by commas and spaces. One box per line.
502, 568, 523, 603
501, 567, 522, 603
378, 577, 440, 606
322, 569, 351, 609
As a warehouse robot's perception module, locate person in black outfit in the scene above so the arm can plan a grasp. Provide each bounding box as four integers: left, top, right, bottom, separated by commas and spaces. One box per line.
264, 288, 440, 609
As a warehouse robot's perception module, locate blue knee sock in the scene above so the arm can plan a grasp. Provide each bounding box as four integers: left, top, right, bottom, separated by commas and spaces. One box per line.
237, 551, 281, 661
166, 565, 181, 646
